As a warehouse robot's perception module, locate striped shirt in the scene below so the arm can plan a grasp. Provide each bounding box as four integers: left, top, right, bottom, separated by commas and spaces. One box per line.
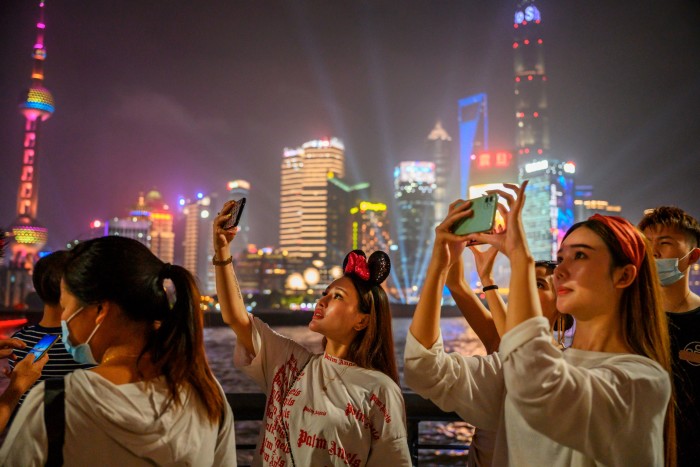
9, 324, 94, 406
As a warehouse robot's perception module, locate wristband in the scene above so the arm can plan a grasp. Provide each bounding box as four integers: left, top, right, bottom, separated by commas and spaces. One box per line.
482, 284, 499, 292
212, 255, 233, 266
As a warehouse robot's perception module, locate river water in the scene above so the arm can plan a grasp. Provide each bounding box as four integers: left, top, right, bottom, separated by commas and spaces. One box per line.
205, 317, 485, 466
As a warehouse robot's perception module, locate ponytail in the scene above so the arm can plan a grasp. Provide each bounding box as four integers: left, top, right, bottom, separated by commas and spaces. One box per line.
64, 236, 224, 424
149, 264, 225, 424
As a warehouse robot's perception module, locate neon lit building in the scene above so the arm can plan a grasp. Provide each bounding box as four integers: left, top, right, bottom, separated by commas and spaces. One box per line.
182, 192, 218, 295
393, 162, 436, 304
349, 201, 392, 254
279, 138, 345, 259
458, 94, 488, 200
8, 1, 54, 269
130, 190, 175, 263
513, 0, 575, 259
519, 160, 576, 259
427, 121, 453, 223
327, 176, 370, 266
573, 185, 623, 221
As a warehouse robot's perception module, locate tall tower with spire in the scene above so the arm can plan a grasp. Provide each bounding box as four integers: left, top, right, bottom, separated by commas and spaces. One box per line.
513, 0, 548, 157
426, 121, 453, 224
513, 0, 575, 260
8, 0, 55, 268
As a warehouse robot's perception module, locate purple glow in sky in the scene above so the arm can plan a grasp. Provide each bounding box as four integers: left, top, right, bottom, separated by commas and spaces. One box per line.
0, 0, 699, 252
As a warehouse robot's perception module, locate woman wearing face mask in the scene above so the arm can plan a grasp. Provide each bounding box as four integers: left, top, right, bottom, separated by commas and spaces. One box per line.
405, 183, 675, 467
214, 200, 411, 466
0, 236, 237, 466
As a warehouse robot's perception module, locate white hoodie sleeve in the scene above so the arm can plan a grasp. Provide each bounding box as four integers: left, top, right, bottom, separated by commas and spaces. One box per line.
500, 316, 670, 466
403, 329, 505, 431
0, 382, 48, 466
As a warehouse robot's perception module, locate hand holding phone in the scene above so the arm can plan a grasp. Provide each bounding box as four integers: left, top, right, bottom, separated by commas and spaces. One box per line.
451, 194, 500, 236
222, 198, 246, 231
28, 334, 60, 362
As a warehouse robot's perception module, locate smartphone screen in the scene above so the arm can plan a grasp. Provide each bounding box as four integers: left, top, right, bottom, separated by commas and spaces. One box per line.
29, 334, 60, 362
223, 198, 246, 230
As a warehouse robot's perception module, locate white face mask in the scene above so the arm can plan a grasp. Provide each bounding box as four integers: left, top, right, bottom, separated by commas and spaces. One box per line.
655, 250, 692, 287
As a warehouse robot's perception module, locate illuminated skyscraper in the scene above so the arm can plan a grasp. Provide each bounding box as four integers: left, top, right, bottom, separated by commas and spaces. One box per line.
182, 193, 218, 295
393, 162, 436, 304
8, 1, 54, 268
458, 94, 488, 200
279, 138, 345, 259
427, 121, 453, 223
326, 176, 370, 266
131, 190, 175, 263
349, 201, 392, 254
513, 0, 575, 259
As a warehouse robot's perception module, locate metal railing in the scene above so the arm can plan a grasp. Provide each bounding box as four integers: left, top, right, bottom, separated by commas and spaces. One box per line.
226, 392, 469, 466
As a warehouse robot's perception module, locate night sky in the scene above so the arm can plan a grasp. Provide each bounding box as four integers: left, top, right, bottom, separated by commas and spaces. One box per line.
1, 0, 699, 251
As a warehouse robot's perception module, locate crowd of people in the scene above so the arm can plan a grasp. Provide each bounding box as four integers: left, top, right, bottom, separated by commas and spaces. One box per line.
0, 186, 697, 467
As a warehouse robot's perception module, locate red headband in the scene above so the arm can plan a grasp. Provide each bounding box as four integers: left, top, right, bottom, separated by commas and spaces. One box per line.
589, 214, 645, 269
344, 251, 370, 281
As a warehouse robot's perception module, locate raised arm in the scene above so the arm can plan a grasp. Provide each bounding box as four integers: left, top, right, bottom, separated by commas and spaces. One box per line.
410, 200, 473, 348
467, 182, 542, 333
470, 245, 508, 337
213, 201, 254, 355
445, 250, 500, 353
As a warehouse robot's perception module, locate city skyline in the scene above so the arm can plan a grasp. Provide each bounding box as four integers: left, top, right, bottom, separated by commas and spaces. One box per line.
1, 0, 699, 251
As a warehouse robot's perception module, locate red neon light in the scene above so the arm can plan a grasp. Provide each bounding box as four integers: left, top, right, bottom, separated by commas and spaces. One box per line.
542, 76, 548, 81
515, 76, 521, 82
495, 152, 512, 167
523, 21, 528, 25
513, 42, 519, 49
524, 148, 530, 154
0, 319, 28, 328
538, 39, 543, 44
514, 24, 519, 29
535, 20, 541, 24
478, 153, 491, 168
533, 112, 539, 117
528, 75, 533, 81
537, 149, 543, 155
524, 39, 530, 45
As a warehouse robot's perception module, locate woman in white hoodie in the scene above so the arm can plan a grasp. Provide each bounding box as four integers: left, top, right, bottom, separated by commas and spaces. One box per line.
0, 236, 237, 466
405, 183, 675, 466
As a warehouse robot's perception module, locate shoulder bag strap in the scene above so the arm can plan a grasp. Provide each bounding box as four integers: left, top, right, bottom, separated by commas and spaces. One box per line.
43, 377, 66, 467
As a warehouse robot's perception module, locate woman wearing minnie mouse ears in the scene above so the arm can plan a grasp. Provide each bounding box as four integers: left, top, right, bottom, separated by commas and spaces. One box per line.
213, 201, 411, 466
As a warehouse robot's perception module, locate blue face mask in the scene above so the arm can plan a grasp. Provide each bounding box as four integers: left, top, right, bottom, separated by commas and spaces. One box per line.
61, 306, 101, 365
655, 250, 692, 287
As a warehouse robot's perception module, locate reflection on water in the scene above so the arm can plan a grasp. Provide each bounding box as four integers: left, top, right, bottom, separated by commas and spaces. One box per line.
205, 317, 485, 465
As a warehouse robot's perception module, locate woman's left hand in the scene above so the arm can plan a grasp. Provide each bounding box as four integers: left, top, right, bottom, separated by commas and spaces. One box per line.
466, 181, 530, 260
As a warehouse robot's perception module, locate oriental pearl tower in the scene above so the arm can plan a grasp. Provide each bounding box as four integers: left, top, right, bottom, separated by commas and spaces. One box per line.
8, 0, 55, 269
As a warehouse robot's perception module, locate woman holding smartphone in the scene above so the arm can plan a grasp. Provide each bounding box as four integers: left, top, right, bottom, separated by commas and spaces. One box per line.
214, 200, 411, 466
0, 236, 236, 466
405, 184, 674, 466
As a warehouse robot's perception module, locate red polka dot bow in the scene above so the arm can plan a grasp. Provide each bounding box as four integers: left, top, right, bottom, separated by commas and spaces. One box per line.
344, 251, 370, 281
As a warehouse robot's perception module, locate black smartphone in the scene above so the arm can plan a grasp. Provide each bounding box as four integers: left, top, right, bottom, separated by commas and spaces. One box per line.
28, 334, 60, 361
222, 198, 246, 230
451, 194, 500, 236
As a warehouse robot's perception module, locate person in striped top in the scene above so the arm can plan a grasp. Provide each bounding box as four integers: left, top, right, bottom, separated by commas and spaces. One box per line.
8, 251, 92, 406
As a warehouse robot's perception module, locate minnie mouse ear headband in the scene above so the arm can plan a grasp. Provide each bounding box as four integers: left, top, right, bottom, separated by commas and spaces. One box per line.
342, 250, 391, 287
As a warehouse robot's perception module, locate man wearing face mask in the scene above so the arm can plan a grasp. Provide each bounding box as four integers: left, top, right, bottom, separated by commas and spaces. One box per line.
639, 206, 700, 467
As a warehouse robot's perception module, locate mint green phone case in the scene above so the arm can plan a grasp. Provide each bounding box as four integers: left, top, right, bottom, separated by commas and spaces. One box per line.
451, 194, 498, 235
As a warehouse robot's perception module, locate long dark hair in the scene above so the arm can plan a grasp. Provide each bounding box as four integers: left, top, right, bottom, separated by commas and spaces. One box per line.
330, 250, 399, 385
64, 236, 224, 424
565, 220, 675, 467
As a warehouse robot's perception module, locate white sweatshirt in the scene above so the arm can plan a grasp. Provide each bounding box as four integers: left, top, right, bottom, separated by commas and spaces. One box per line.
404, 316, 670, 467
235, 316, 411, 466
0, 370, 237, 466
